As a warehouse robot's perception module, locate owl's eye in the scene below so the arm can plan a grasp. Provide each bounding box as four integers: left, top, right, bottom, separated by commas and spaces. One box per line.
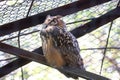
48, 19, 51, 22
53, 19, 58, 24
51, 21, 55, 25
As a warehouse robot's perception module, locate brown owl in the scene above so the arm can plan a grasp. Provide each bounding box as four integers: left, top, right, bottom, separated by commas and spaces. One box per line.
40, 15, 84, 79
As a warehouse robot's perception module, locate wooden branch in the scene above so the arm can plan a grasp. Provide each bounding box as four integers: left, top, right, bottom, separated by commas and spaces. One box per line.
0, 0, 111, 36
0, 42, 110, 80
71, 6, 120, 38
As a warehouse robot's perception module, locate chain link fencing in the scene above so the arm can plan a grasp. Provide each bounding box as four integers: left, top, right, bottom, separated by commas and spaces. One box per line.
0, 0, 120, 80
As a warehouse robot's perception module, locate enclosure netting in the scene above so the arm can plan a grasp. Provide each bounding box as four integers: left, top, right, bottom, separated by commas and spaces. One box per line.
0, 0, 120, 80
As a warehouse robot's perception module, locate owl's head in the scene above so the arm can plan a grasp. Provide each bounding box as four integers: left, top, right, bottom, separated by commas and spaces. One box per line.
40, 15, 66, 38
44, 15, 66, 28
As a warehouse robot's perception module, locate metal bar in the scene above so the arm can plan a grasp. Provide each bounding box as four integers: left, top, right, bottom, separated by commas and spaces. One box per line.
0, 0, 5, 2
0, 18, 94, 42
71, 6, 120, 38
0, 47, 42, 78
0, 0, 111, 36
0, 42, 110, 80
0, 42, 46, 64
59, 67, 110, 80
80, 47, 120, 51
0, 57, 17, 62
0, 58, 30, 77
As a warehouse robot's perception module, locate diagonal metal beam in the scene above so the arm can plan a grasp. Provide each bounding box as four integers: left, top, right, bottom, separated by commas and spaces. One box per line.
0, 43, 46, 78
71, 6, 120, 38
0, 58, 30, 77
0, 47, 43, 77
0, 0, 111, 36
0, 42, 110, 80
0, 4, 120, 79
0, 42, 46, 64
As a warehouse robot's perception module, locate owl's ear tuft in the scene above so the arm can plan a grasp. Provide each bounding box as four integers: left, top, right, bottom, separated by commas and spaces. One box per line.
56, 15, 63, 20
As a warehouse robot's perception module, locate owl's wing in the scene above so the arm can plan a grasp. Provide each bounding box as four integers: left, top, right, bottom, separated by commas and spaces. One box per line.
61, 32, 84, 68
51, 27, 84, 68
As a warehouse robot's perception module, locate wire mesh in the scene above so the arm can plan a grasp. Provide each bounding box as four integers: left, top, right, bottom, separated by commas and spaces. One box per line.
0, 0, 120, 80
0, 51, 16, 67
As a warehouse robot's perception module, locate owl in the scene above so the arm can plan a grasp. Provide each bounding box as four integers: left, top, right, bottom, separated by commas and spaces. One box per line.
40, 15, 84, 79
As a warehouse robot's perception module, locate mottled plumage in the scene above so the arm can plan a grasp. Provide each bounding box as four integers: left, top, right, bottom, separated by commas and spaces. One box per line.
40, 15, 84, 79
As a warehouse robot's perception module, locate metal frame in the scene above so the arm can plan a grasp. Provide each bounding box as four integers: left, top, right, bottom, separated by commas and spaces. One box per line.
0, 0, 111, 36
71, 6, 120, 38
0, 0, 119, 79
0, 42, 110, 80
